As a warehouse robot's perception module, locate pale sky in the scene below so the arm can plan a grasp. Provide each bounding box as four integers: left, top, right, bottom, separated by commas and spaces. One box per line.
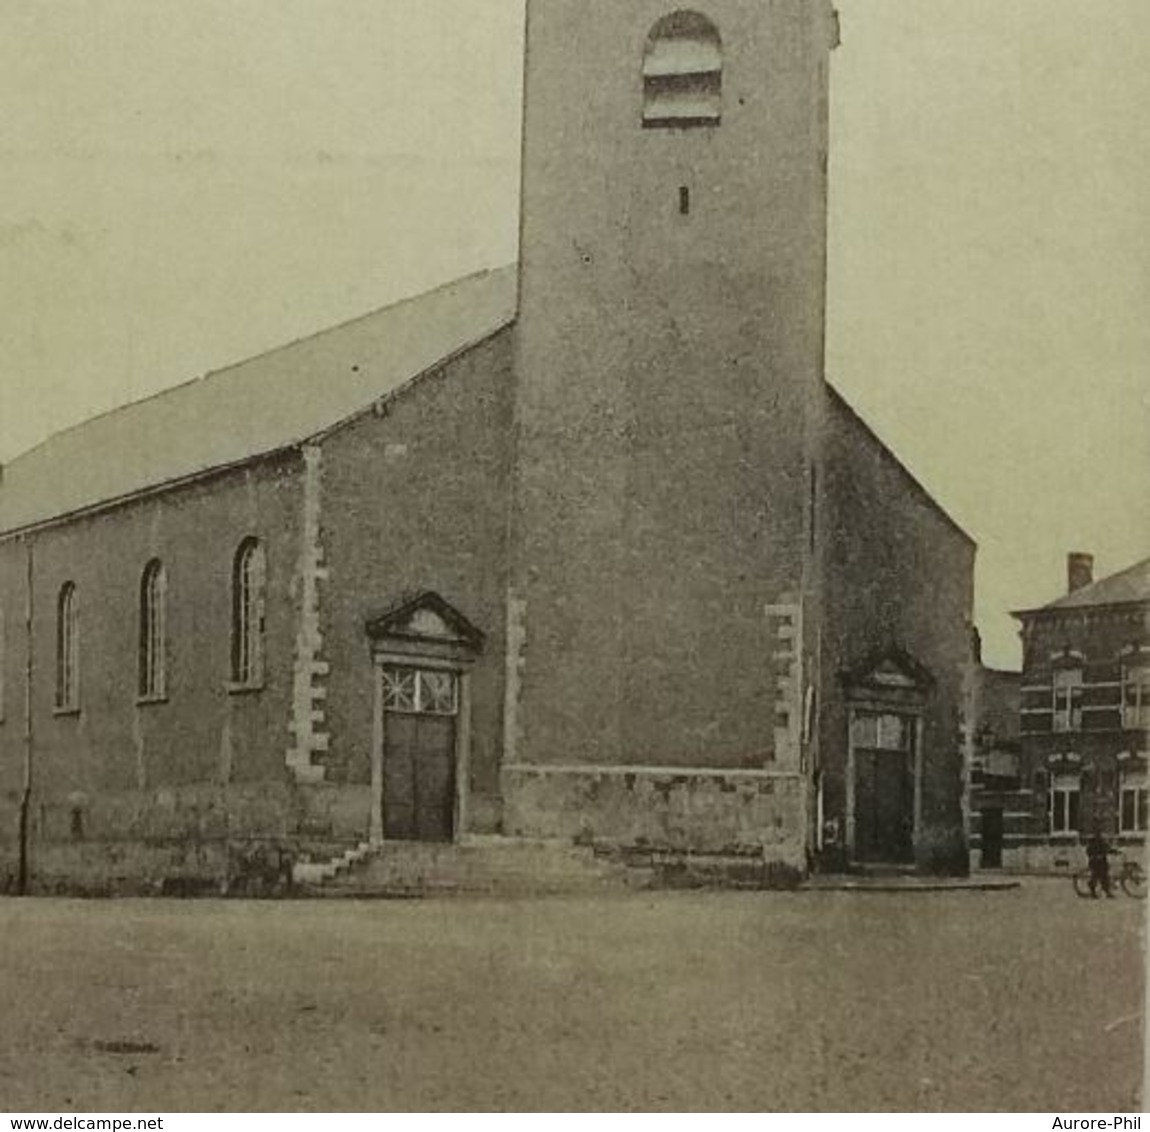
0, 1, 1146, 669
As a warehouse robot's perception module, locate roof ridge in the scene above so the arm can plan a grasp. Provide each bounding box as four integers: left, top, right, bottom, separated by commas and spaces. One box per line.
0, 264, 519, 534
5, 263, 516, 468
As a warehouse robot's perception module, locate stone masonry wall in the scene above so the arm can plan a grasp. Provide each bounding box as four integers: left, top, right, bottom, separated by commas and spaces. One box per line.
503, 765, 806, 863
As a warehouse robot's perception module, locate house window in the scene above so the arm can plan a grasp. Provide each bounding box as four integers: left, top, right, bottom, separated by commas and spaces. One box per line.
1052, 668, 1083, 732
231, 538, 266, 686
381, 666, 458, 717
1120, 769, 1148, 834
1048, 772, 1080, 835
138, 559, 167, 699
642, 11, 722, 128
56, 582, 79, 711
1122, 665, 1150, 730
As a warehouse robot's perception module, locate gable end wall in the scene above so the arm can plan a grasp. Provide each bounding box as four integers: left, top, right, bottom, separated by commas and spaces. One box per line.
820, 393, 976, 871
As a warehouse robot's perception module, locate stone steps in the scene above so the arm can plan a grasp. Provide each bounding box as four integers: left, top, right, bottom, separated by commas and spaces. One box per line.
297, 837, 651, 898
291, 840, 374, 886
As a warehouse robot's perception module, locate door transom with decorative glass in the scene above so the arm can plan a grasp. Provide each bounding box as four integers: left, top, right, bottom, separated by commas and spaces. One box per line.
380, 665, 459, 842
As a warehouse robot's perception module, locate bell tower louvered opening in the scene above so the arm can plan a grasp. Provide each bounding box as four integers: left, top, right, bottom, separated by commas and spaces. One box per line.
642, 11, 722, 128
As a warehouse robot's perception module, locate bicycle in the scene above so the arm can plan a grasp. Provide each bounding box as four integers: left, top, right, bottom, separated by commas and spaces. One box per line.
1072, 853, 1147, 899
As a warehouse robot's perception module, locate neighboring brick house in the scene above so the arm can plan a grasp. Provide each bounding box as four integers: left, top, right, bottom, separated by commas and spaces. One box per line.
971, 554, 1149, 871
0, 0, 975, 893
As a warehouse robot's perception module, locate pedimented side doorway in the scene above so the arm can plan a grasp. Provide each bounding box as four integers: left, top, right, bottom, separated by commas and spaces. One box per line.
366, 592, 484, 846
843, 648, 934, 868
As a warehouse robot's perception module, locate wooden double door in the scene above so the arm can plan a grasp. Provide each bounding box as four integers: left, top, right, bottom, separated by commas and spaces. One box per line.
381, 665, 458, 843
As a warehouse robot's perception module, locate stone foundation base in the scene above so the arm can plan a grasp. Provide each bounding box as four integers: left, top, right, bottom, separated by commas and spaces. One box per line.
0, 781, 376, 896
970, 838, 1146, 875
502, 764, 806, 865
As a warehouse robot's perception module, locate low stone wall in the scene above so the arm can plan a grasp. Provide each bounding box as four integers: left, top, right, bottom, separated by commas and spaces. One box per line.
971, 839, 1147, 875
1002, 845, 1082, 875
27, 840, 233, 896
289, 781, 372, 846
2, 781, 375, 895
913, 824, 970, 876
40, 783, 294, 843
502, 764, 806, 864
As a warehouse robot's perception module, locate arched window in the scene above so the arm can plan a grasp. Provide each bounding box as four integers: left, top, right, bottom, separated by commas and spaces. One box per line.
56, 582, 79, 711
642, 11, 722, 128
138, 559, 167, 699
231, 538, 266, 686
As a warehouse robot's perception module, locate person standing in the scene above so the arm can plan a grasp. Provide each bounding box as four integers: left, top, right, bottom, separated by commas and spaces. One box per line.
1085, 828, 1115, 898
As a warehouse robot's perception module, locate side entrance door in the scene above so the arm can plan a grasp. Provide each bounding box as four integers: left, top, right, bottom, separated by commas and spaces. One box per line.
854, 750, 915, 863
381, 665, 458, 843
852, 711, 916, 864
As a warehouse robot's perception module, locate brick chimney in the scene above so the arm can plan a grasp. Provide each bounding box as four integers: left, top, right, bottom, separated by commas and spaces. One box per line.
1067, 552, 1094, 594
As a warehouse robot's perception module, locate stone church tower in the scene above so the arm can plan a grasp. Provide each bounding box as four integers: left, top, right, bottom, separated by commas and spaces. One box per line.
503, 1, 841, 857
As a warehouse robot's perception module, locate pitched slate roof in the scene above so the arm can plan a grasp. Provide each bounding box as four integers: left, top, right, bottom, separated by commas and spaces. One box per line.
0, 265, 517, 536
1013, 555, 1150, 618
0, 260, 971, 555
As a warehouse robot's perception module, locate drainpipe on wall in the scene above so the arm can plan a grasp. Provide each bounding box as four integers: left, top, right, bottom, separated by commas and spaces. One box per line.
17, 536, 33, 895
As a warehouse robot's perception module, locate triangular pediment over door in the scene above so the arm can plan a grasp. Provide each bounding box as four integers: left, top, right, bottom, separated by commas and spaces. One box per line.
842, 646, 935, 707
365, 591, 484, 663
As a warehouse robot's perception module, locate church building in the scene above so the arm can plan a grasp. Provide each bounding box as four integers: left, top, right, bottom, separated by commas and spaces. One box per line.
0, 0, 975, 893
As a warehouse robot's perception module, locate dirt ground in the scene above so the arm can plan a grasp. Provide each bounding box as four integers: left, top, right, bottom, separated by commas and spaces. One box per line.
0, 880, 1143, 1112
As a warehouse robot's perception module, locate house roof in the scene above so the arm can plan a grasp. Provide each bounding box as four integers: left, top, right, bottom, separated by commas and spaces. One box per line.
0, 265, 517, 536
1014, 555, 1150, 618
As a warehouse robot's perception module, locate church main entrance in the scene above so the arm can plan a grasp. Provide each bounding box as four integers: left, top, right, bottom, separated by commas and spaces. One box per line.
366, 591, 484, 847
381, 665, 458, 842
